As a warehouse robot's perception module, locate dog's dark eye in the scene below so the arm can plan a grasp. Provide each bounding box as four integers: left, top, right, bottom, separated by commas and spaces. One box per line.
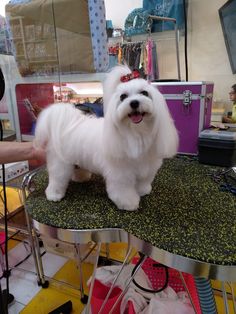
140, 91, 149, 97
120, 94, 128, 101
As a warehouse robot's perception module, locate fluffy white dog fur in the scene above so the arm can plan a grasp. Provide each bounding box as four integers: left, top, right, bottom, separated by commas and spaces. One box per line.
34, 65, 179, 211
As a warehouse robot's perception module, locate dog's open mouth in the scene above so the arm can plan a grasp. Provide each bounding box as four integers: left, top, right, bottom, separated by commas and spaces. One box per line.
128, 112, 145, 124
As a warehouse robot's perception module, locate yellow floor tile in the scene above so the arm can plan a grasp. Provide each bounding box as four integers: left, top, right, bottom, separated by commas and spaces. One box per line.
0, 187, 22, 214
21, 260, 93, 314
215, 294, 234, 314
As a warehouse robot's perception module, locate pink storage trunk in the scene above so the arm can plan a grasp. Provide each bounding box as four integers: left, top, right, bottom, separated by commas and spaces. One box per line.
152, 82, 214, 155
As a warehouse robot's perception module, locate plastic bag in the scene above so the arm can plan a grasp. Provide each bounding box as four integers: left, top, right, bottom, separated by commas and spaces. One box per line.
124, 8, 153, 37
143, 0, 187, 32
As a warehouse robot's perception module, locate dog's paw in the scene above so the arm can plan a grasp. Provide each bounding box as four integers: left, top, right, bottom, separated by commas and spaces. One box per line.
137, 183, 152, 196
119, 204, 139, 211
45, 187, 64, 202
109, 191, 140, 211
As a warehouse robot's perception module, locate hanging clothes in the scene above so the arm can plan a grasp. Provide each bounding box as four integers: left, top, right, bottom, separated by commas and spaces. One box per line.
108, 38, 159, 81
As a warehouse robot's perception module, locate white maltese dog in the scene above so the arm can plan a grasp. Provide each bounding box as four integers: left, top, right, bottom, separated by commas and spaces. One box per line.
34, 65, 178, 211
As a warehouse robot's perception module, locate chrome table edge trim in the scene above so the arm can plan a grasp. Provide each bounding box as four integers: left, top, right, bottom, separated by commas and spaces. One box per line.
32, 219, 236, 282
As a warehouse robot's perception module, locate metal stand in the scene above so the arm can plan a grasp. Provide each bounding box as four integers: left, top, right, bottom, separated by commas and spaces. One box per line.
98, 245, 133, 314
179, 271, 198, 314
21, 168, 48, 287
85, 243, 101, 314
221, 282, 230, 314
109, 254, 147, 314
75, 243, 88, 304
229, 282, 236, 313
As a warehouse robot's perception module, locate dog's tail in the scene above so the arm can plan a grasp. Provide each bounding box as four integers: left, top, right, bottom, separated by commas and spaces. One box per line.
103, 65, 132, 114
34, 103, 83, 157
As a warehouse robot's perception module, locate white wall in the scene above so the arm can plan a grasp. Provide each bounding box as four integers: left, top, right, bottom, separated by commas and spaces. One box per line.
0, 1, 8, 17
104, 0, 236, 108
104, 0, 142, 29
188, 0, 235, 108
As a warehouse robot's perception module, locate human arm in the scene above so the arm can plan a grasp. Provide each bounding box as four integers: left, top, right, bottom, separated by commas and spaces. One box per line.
222, 115, 234, 123
0, 141, 45, 164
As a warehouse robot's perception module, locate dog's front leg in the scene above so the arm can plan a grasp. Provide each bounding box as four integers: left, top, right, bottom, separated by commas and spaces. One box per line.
46, 153, 74, 202
106, 177, 140, 211
136, 160, 162, 196
136, 180, 152, 197
136, 172, 156, 196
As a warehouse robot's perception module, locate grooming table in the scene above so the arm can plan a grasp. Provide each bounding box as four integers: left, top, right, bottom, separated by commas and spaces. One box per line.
23, 157, 236, 313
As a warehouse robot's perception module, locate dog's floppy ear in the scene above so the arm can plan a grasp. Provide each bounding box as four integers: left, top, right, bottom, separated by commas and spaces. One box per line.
153, 90, 179, 158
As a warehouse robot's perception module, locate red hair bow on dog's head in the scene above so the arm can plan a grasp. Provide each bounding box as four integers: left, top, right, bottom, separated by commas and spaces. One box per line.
120, 70, 141, 82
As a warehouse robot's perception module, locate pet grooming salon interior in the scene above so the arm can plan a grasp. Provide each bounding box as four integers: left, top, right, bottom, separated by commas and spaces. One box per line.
0, 0, 236, 313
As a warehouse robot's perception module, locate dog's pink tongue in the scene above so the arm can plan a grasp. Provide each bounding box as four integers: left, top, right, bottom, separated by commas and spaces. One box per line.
129, 113, 143, 124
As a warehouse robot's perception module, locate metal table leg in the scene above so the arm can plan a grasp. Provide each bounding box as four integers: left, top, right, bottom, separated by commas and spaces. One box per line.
109, 254, 148, 314
221, 282, 230, 314
85, 243, 101, 314
179, 271, 198, 314
22, 168, 48, 287
75, 243, 88, 304
98, 245, 133, 314
229, 282, 236, 313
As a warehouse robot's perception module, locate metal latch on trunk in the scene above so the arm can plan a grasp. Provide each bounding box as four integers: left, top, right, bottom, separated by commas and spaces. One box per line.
183, 90, 192, 106
182, 90, 192, 114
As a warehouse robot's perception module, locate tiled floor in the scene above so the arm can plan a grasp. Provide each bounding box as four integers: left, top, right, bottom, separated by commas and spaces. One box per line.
0, 239, 69, 314
0, 238, 233, 314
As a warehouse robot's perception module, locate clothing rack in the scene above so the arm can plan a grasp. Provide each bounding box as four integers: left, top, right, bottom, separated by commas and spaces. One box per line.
111, 38, 159, 81
120, 40, 146, 45
109, 15, 181, 81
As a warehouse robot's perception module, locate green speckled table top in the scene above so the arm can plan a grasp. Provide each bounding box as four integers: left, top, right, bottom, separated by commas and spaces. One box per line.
26, 157, 236, 266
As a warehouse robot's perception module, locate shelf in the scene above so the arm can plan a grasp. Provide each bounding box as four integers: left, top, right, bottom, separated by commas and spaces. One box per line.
27, 59, 57, 63
24, 39, 56, 43
12, 72, 106, 85
9, 37, 23, 40
21, 134, 34, 141
0, 113, 9, 120
3, 130, 16, 141
11, 38, 56, 43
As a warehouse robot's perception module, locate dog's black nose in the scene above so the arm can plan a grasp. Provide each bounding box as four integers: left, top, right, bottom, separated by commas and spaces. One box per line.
130, 100, 140, 109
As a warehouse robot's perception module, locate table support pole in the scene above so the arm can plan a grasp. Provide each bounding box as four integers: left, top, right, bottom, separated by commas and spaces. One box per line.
74, 243, 87, 303
23, 196, 43, 285
229, 282, 236, 313
22, 168, 47, 286
179, 271, 198, 314
85, 243, 101, 314
221, 282, 230, 314
98, 245, 133, 314
109, 254, 148, 314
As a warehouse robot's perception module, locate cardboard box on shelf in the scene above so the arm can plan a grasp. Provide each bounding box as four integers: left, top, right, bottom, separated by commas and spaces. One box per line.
6, 0, 94, 76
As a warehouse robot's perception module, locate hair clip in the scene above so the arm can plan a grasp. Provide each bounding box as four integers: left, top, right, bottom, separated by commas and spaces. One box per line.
120, 70, 141, 82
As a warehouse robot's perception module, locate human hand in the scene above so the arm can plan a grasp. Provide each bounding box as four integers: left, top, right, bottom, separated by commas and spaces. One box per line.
31, 143, 46, 163
222, 116, 233, 123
